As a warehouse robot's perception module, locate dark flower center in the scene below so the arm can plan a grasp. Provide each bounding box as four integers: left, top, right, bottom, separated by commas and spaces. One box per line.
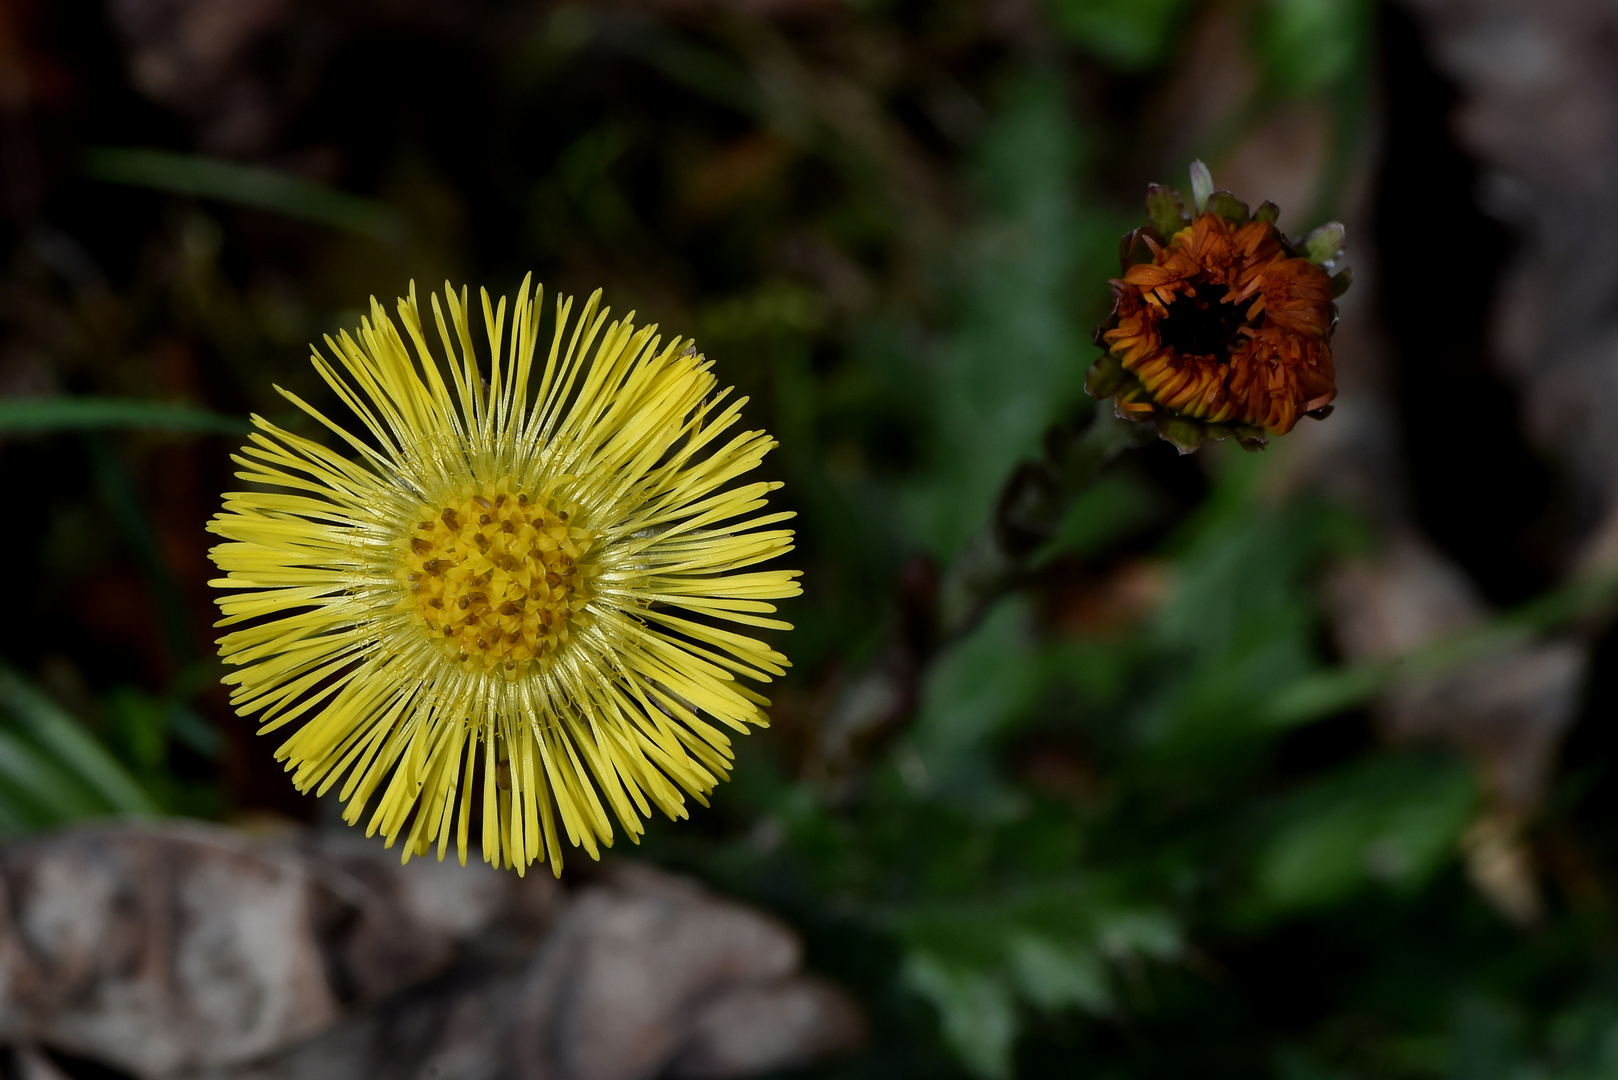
1159, 283, 1249, 359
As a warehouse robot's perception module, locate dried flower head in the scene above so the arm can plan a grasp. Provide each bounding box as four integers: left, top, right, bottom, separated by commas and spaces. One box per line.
208, 277, 799, 875
1086, 161, 1351, 452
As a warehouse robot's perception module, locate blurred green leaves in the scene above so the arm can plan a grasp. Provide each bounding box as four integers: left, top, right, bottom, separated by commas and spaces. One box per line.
1249, 752, 1478, 917
1009, 933, 1112, 1015
1036, 470, 1168, 565
0, 399, 238, 830
1253, 0, 1372, 97
895, 884, 1181, 1078
1267, 565, 1618, 728
1052, 0, 1373, 92
912, 599, 1044, 794
1051, 0, 1196, 70
1127, 457, 1364, 766
903, 953, 1019, 1080
902, 70, 1113, 560
0, 667, 223, 831
0, 667, 157, 830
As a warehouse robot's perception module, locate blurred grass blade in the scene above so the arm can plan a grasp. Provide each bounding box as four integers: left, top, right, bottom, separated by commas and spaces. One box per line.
0, 397, 247, 436
0, 668, 159, 815
84, 147, 402, 240
0, 728, 108, 822
1267, 568, 1618, 727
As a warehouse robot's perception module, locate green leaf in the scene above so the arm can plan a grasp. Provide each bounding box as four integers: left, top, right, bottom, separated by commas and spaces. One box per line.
0, 397, 247, 436
1154, 413, 1204, 453
1264, 567, 1618, 729
167, 701, 224, 760
105, 689, 171, 773
1093, 909, 1184, 961
1051, 0, 1195, 70
1008, 934, 1113, 1014
900, 70, 1100, 560
0, 729, 107, 823
903, 950, 1018, 1080
1251, 752, 1477, 915
1254, 0, 1370, 96
0, 668, 160, 817
912, 599, 1045, 789
84, 147, 402, 239
1036, 470, 1165, 563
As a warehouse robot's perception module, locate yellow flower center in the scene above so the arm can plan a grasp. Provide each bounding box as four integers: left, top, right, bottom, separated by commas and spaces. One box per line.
398, 481, 593, 675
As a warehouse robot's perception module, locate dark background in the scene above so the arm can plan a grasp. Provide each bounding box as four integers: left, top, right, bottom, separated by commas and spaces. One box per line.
4, 0, 1618, 1077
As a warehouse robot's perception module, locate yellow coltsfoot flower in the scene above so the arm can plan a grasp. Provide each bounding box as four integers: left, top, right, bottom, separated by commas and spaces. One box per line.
208, 277, 799, 875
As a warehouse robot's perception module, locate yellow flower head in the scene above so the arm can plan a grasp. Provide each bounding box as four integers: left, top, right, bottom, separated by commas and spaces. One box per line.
208, 277, 799, 875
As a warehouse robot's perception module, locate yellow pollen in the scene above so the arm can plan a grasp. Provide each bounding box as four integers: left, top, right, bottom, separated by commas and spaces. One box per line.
397, 480, 593, 676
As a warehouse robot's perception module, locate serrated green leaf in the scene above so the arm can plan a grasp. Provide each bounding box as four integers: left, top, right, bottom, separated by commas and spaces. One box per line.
900, 71, 1099, 560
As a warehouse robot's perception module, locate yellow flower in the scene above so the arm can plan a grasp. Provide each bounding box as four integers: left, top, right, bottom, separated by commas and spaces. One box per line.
208, 277, 799, 875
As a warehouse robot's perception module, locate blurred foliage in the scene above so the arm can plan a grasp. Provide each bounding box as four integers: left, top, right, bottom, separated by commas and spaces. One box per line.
0, 666, 156, 829
1, 1, 1615, 1079
1253, 0, 1373, 97
1053, 0, 1197, 70
82, 149, 404, 239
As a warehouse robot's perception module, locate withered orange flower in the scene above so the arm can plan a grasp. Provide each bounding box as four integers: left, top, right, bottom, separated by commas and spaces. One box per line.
1087, 163, 1350, 452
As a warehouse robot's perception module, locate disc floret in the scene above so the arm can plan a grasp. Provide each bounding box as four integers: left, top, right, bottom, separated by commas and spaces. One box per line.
399, 479, 594, 676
